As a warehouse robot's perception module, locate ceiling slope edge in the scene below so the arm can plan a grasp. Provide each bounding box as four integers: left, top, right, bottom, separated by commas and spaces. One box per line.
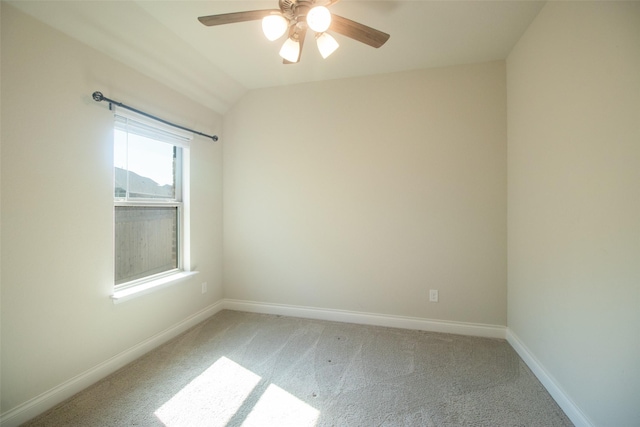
7, 0, 246, 115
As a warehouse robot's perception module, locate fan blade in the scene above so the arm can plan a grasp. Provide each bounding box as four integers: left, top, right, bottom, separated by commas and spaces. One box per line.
283, 27, 307, 64
198, 10, 280, 26
329, 14, 390, 48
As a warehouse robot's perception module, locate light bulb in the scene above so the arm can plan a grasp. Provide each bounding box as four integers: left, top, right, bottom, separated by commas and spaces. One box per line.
316, 33, 339, 58
307, 6, 331, 33
262, 15, 288, 41
279, 37, 300, 62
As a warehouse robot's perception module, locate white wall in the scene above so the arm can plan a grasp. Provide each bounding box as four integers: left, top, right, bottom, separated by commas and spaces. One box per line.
507, 2, 640, 426
223, 61, 507, 326
0, 3, 223, 419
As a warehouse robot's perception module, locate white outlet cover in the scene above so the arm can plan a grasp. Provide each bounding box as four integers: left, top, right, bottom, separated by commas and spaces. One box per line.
429, 290, 439, 302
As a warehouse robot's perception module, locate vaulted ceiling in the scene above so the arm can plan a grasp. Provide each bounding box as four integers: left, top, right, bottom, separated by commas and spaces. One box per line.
8, 0, 545, 113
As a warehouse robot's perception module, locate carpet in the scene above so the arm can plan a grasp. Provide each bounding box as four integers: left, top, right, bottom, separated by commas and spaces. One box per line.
24, 310, 573, 426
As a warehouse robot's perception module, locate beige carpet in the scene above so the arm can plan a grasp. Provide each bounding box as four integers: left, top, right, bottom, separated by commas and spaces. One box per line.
24, 310, 573, 426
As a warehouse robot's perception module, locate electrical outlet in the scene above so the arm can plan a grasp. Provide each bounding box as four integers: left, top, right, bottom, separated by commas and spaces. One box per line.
429, 289, 439, 303
201, 282, 207, 294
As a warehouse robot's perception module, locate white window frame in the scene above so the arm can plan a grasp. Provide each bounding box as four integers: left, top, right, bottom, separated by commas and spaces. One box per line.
111, 107, 197, 303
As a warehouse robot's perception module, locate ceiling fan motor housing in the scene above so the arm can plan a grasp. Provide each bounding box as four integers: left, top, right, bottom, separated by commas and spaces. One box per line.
279, 0, 316, 23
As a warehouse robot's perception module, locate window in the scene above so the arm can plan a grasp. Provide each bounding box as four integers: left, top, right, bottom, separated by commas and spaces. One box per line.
113, 109, 191, 291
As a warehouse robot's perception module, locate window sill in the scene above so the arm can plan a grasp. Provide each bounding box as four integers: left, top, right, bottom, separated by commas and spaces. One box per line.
111, 271, 199, 304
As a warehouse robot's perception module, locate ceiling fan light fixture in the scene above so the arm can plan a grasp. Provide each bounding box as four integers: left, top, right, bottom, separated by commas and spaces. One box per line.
198, 1, 391, 64
262, 14, 288, 41
279, 37, 301, 62
307, 6, 331, 33
316, 32, 339, 58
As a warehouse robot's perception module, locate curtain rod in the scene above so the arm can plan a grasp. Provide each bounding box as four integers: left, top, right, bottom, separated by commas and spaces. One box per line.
92, 91, 219, 142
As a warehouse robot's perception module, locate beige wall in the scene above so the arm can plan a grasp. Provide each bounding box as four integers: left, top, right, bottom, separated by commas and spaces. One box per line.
223, 61, 507, 326
0, 4, 223, 414
9, 1, 638, 425
507, 2, 640, 426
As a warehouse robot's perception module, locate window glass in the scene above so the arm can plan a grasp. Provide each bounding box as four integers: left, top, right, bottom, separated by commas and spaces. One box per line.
114, 206, 178, 285
114, 129, 176, 200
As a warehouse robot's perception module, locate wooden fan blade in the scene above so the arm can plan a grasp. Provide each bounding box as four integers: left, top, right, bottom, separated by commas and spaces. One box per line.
283, 27, 307, 64
198, 10, 280, 26
329, 14, 390, 48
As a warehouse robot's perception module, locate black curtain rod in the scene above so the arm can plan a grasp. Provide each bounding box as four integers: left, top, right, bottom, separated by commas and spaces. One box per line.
92, 91, 219, 142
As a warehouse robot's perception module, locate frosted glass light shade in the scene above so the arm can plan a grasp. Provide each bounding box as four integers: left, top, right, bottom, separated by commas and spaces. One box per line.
262, 15, 288, 41
316, 33, 339, 58
307, 6, 331, 33
279, 38, 300, 62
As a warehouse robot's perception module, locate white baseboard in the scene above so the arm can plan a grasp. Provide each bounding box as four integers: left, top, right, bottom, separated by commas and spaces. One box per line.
223, 299, 507, 339
506, 329, 594, 427
0, 301, 225, 427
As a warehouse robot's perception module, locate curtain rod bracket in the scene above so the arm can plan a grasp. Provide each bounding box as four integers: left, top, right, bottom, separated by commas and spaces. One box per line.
92, 91, 219, 142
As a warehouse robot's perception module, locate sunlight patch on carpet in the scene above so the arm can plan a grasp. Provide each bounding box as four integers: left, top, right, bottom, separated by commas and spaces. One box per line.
155, 356, 261, 426
242, 384, 320, 427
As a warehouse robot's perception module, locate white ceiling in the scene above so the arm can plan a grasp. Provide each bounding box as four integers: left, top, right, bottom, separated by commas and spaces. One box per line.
8, 0, 545, 114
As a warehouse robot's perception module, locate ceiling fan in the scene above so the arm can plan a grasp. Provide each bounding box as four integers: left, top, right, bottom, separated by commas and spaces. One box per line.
198, 0, 390, 64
